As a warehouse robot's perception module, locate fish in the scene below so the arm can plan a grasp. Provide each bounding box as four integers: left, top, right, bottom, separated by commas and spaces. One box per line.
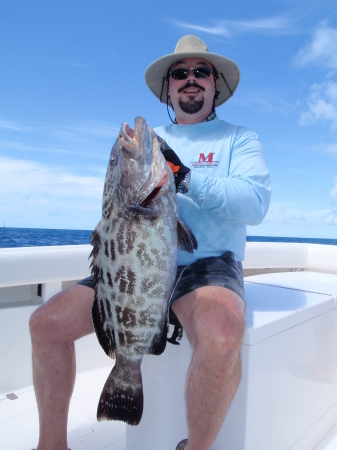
90, 116, 197, 426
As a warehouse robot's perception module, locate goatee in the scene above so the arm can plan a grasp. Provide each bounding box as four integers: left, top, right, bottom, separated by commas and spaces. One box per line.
179, 97, 204, 114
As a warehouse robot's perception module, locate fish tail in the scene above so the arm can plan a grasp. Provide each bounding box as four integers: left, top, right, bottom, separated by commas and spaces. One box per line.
97, 364, 143, 425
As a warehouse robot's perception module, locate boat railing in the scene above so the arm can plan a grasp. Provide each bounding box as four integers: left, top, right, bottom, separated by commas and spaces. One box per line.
1, 242, 337, 307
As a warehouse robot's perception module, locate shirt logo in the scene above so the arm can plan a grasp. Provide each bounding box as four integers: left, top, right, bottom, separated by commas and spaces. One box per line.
191, 152, 219, 168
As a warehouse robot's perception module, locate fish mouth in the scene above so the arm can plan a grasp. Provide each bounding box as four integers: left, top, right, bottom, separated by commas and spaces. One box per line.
134, 117, 167, 205
121, 116, 168, 217
118, 117, 151, 160
118, 120, 143, 160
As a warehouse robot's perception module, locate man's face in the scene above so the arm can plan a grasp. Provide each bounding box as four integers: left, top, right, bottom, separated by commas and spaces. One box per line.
168, 57, 217, 124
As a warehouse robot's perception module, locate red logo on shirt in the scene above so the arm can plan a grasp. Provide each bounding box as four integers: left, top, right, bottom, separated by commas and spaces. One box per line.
192, 153, 219, 168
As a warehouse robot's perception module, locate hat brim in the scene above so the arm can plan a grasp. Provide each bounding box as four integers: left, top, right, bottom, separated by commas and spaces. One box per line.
145, 51, 240, 108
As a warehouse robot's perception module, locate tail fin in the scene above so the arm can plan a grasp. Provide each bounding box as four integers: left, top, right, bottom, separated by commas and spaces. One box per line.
97, 363, 143, 426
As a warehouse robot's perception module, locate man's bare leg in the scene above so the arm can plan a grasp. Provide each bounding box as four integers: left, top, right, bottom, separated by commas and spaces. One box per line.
172, 286, 246, 450
29, 285, 95, 450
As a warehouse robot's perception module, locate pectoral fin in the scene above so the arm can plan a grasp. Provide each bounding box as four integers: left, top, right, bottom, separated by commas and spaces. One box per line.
177, 217, 198, 253
126, 204, 161, 219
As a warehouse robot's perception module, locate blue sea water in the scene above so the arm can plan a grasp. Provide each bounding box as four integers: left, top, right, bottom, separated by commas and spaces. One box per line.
0, 227, 336, 249
0, 227, 92, 248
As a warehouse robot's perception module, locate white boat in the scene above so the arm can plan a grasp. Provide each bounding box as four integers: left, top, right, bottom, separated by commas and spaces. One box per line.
1, 242, 337, 449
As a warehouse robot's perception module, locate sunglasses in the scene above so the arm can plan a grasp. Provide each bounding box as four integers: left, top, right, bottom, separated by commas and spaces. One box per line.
168, 66, 213, 80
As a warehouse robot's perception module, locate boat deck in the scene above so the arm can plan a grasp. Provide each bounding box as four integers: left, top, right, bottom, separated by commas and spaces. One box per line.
0, 366, 126, 450
3, 364, 337, 449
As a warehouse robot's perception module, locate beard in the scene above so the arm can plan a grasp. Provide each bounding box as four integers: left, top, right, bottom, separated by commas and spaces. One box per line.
178, 97, 204, 114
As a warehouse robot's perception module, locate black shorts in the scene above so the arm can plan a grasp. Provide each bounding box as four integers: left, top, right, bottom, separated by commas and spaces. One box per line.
78, 251, 244, 326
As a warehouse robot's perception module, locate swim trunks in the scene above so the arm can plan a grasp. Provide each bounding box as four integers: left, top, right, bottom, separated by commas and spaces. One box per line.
77, 251, 244, 326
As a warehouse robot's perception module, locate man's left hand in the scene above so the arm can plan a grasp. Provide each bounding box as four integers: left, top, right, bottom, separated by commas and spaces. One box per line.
157, 135, 190, 191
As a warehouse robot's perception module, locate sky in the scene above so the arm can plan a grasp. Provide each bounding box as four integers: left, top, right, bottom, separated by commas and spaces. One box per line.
1, 0, 337, 239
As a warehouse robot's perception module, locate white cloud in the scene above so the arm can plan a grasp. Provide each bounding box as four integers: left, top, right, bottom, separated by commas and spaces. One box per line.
326, 212, 337, 225
0, 117, 119, 160
315, 142, 337, 158
235, 87, 295, 116
326, 175, 337, 225
272, 208, 317, 226
263, 203, 337, 228
327, 176, 337, 224
170, 16, 294, 38
0, 117, 123, 228
0, 119, 32, 132
299, 81, 337, 129
263, 175, 337, 231
0, 157, 103, 199
331, 176, 337, 203
0, 157, 105, 229
326, 179, 337, 224
170, 20, 231, 38
295, 21, 337, 73
224, 17, 293, 34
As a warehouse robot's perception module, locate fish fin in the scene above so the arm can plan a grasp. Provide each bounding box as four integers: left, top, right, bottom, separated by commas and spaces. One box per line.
89, 221, 101, 263
97, 363, 143, 425
177, 217, 198, 253
148, 314, 168, 355
91, 298, 116, 359
126, 205, 160, 219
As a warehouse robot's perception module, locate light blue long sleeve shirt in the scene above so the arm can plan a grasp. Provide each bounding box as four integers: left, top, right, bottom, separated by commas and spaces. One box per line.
154, 117, 271, 264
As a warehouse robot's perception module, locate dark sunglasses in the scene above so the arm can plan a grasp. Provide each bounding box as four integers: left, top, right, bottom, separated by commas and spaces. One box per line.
168, 66, 213, 80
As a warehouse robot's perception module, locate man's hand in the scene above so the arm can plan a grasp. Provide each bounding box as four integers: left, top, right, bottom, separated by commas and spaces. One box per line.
157, 136, 190, 191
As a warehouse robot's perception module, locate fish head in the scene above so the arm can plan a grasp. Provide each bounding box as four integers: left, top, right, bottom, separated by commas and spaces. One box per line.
104, 116, 170, 216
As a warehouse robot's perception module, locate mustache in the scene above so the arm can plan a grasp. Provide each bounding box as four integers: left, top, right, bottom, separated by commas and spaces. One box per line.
178, 82, 205, 93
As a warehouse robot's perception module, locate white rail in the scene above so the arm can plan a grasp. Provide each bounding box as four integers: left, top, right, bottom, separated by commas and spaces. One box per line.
1, 242, 336, 291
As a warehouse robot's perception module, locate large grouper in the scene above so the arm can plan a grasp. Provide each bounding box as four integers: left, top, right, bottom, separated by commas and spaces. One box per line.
90, 116, 197, 425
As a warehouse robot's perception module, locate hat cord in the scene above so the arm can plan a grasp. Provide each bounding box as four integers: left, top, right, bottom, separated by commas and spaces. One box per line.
159, 77, 165, 103
166, 77, 176, 124
220, 73, 233, 97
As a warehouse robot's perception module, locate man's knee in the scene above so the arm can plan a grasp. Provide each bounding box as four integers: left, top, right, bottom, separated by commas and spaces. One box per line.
196, 312, 244, 357
195, 307, 244, 380
30, 284, 95, 343
29, 294, 62, 341
183, 287, 246, 359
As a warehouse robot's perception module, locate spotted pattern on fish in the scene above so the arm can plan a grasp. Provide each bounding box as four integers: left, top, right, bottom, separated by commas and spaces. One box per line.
90, 116, 197, 426
114, 266, 136, 295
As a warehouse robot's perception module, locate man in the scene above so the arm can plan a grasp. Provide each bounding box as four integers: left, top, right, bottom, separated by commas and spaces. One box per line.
30, 35, 271, 450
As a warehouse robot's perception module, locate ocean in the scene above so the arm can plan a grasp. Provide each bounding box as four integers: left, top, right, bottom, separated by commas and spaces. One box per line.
0, 227, 336, 249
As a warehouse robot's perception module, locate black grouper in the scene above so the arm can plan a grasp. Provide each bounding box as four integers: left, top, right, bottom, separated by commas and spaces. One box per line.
90, 116, 197, 425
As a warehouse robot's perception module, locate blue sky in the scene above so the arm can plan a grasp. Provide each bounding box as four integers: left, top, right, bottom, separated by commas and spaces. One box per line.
1, 0, 337, 238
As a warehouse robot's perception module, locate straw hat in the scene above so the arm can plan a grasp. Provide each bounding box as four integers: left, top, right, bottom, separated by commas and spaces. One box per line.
145, 35, 240, 107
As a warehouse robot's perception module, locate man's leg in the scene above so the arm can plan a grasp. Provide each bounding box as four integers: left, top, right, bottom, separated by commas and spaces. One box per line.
29, 284, 95, 450
172, 286, 246, 450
